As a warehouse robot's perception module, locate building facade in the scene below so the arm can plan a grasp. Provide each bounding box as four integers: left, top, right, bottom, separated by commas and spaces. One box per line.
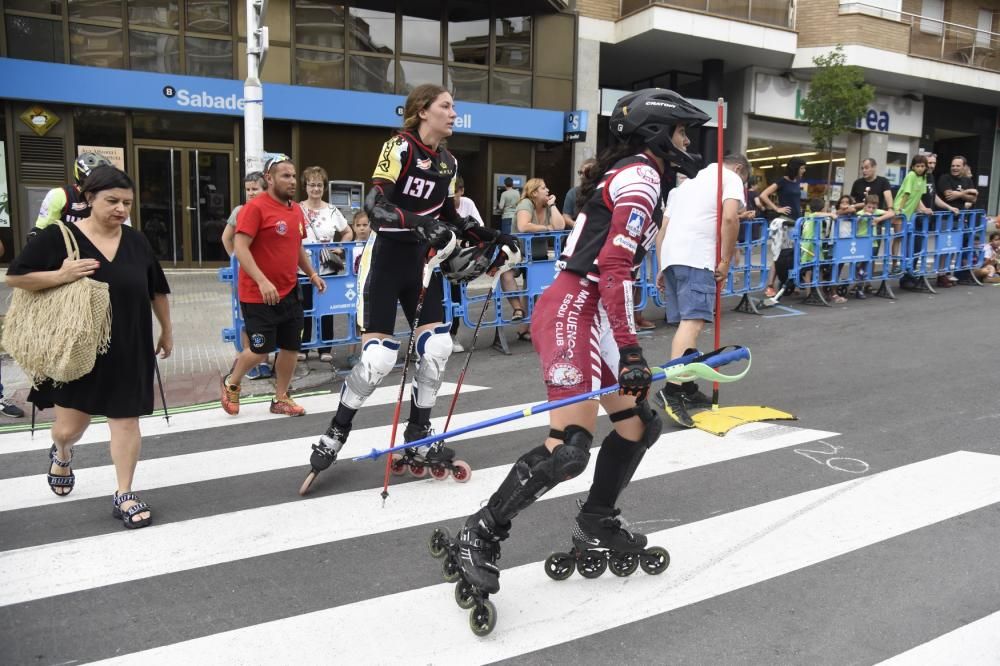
0, 0, 575, 266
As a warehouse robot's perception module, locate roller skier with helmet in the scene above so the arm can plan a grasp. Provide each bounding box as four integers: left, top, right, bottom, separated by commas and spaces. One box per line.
30, 152, 113, 239
428, 88, 711, 635
299, 84, 518, 495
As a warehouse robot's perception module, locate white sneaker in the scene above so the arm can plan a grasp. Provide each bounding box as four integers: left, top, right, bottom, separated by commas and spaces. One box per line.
452, 338, 465, 353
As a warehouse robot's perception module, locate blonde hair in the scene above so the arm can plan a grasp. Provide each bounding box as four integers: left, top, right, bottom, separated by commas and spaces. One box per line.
402, 84, 450, 133
518, 178, 546, 207
301, 166, 328, 184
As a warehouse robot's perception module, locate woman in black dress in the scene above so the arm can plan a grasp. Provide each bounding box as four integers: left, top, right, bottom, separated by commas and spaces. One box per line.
7, 166, 172, 530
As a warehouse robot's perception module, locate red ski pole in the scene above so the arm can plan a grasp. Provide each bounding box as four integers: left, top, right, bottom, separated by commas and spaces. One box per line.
712, 97, 724, 409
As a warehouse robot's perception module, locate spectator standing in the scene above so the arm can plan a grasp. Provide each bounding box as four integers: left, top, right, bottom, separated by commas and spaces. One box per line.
562, 158, 597, 224
496, 177, 521, 236
0, 239, 24, 418
915, 154, 960, 286
299, 166, 352, 363
939, 156, 979, 211
449, 177, 484, 353
656, 154, 749, 427
893, 154, 930, 273
515, 178, 568, 341
7, 165, 171, 529
849, 158, 894, 212
346, 210, 372, 368
759, 158, 806, 221
220, 155, 326, 418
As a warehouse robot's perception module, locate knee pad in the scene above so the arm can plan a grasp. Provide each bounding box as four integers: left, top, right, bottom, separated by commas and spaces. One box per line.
411, 323, 452, 409
340, 338, 399, 409
487, 426, 593, 523
609, 400, 663, 449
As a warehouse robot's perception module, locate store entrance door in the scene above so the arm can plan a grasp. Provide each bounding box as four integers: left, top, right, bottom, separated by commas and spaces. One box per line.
134, 144, 233, 267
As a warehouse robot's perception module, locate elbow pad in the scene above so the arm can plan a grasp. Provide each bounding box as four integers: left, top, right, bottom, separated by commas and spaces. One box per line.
364, 187, 404, 232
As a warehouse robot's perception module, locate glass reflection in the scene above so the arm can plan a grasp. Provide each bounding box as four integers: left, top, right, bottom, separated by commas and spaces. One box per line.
69, 23, 125, 69
295, 1, 345, 49
448, 18, 488, 64
296, 49, 345, 88
402, 14, 440, 57
5, 15, 64, 63
128, 0, 179, 30
185, 36, 232, 78
491, 70, 531, 107
350, 54, 393, 93
495, 17, 531, 69
399, 59, 442, 94
69, 0, 123, 23
349, 8, 394, 54
186, 0, 230, 34
448, 66, 487, 103
130, 30, 180, 73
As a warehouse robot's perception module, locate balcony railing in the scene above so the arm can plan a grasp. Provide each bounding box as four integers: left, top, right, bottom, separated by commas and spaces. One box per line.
840, 3, 1000, 73
620, 0, 795, 30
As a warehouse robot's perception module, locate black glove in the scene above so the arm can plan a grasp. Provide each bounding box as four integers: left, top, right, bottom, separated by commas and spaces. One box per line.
455, 216, 497, 244
414, 218, 454, 250
618, 345, 652, 402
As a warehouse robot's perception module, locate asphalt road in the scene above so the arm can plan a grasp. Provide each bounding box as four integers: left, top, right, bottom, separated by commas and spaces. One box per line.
1, 282, 998, 664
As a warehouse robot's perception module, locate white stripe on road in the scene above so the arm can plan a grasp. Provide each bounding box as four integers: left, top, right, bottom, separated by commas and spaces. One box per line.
876, 611, 1000, 665
0, 397, 544, 511
0, 383, 486, 455
91, 451, 1000, 666
0, 423, 835, 606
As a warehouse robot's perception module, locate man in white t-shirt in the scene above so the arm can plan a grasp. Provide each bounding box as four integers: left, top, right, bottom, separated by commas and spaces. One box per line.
655, 153, 749, 427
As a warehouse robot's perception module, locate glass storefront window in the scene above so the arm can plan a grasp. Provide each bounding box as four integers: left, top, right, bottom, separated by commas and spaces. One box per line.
8, 0, 63, 13
491, 70, 531, 107
70, 23, 125, 69
186, 0, 230, 35
349, 54, 393, 93
399, 59, 442, 94
448, 65, 487, 103
74, 108, 128, 155
185, 36, 232, 78
69, 0, 124, 23
133, 110, 232, 143
130, 30, 180, 73
6, 15, 64, 64
295, 1, 345, 49
128, 0, 179, 30
448, 19, 488, 65
295, 49, 345, 88
349, 8, 394, 54
495, 17, 530, 70
402, 12, 440, 58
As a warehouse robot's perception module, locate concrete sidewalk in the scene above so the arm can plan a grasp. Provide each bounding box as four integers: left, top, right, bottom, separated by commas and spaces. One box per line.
0, 268, 521, 423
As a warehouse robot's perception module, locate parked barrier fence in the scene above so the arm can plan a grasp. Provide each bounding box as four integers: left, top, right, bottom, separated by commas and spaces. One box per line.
219, 211, 992, 350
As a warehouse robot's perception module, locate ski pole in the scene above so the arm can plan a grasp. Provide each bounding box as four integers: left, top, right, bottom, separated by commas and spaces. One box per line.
154, 358, 170, 424
353, 346, 751, 463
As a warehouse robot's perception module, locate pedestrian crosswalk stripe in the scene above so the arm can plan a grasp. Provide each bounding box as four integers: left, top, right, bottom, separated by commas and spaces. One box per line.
0, 422, 836, 607
875, 610, 1000, 665
88, 451, 1000, 665
0, 382, 487, 455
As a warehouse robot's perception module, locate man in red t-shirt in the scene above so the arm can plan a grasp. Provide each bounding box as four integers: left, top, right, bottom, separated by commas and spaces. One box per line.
221, 155, 326, 417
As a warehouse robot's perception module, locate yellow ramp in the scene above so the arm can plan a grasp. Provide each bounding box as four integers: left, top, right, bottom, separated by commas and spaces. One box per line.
691, 406, 797, 437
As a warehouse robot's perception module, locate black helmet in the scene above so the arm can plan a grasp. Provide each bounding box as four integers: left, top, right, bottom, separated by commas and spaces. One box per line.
441, 242, 498, 285
74, 152, 112, 184
609, 88, 710, 177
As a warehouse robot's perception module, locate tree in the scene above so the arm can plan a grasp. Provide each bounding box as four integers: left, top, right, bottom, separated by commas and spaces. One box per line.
799, 45, 875, 196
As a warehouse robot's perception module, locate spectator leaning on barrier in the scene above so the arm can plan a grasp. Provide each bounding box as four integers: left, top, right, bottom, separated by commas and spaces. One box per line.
655, 154, 748, 427
939, 156, 979, 212
893, 154, 930, 273
515, 178, 567, 341
346, 210, 372, 368
299, 165, 352, 364
973, 231, 1000, 283
759, 158, 806, 221
7, 165, 172, 529
497, 177, 520, 236
850, 158, 894, 212
562, 157, 597, 225
220, 154, 326, 418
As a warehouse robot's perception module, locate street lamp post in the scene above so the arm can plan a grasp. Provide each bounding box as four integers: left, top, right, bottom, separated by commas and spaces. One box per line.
244, 0, 269, 174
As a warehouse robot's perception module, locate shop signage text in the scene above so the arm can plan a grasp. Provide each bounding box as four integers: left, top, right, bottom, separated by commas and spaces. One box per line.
164, 85, 246, 111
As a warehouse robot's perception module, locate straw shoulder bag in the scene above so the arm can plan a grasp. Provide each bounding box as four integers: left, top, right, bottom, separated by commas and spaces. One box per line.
2, 222, 112, 385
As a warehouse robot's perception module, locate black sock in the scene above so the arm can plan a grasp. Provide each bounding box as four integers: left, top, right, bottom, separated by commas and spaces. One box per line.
333, 404, 356, 428
408, 405, 431, 427
582, 431, 635, 513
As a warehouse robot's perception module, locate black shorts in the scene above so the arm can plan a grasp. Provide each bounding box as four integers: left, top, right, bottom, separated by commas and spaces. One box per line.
356, 234, 445, 335
241, 289, 304, 353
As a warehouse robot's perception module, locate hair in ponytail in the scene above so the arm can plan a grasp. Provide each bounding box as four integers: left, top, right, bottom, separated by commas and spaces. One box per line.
577, 136, 647, 208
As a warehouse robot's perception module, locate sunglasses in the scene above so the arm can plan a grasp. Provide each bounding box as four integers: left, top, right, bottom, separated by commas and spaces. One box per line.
263, 154, 291, 173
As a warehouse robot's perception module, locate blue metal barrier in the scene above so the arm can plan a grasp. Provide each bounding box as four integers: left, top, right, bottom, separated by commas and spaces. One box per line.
906, 210, 987, 289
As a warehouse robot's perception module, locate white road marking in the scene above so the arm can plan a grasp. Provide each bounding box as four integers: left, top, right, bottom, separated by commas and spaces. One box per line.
875, 610, 1000, 665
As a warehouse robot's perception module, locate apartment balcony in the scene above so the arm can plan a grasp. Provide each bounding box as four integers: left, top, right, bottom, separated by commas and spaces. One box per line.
620, 0, 796, 29
840, 3, 1000, 73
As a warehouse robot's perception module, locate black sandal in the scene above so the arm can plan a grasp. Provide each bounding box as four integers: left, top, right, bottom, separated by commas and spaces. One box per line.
113, 491, 153, 530
46, 445, 75, 497
516, 330, 532, 342
510, 308, 525, 322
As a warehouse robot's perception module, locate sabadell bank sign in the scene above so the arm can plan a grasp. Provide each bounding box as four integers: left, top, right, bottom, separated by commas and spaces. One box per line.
163, 84, 245, 110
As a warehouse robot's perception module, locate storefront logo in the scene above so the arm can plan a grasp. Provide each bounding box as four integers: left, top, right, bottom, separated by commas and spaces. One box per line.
163, 85, 246, 111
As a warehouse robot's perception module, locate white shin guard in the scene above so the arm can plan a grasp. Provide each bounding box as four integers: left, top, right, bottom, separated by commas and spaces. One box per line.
340, 338, 400, 410
411, 324, 453, 409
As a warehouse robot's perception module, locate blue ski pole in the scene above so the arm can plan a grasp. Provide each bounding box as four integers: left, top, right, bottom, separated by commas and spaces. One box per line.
352, 346, 751, 462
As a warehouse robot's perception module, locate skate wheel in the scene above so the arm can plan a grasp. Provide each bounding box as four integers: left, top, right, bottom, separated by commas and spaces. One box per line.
576, 550, 607, 579
429, 465, 450, 481
543, 552, 575, 581
442, 556, 461, 583
608, 551, 640, 577
469, 599, 497, 637
428, 527, 450, 559
390, 454, 407, 476
451, 460, 472, 483
409, 462, 427, 478
298, 471, 318, 496
454, 580, 476, 609
640, 546, 670, 575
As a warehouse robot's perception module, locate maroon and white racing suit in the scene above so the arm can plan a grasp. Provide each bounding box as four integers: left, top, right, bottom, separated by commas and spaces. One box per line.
530, 154, 663, 401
